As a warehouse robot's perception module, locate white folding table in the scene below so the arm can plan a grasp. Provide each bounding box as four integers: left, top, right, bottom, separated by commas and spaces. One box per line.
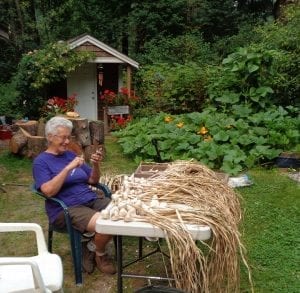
96, 219, 211, 293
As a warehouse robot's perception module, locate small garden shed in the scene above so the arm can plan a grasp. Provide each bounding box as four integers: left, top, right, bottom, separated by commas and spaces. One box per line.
59, 34, 139, 121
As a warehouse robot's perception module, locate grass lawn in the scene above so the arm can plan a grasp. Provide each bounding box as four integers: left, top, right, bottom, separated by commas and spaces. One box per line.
0, 135, 299, 292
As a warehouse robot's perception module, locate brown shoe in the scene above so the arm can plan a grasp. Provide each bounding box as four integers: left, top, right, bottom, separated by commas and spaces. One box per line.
95, 253, 116, 275
82, 241, 95, 274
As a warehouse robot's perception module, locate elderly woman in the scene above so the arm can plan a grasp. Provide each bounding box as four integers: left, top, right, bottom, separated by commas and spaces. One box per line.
32, 116, 115, 275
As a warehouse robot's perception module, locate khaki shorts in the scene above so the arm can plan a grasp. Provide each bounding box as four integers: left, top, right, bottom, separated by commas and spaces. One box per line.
53, 197, 111, 233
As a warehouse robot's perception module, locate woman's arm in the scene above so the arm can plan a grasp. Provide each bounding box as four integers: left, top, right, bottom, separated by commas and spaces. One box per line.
41, 156, 85, 197
87, 151, 102, 184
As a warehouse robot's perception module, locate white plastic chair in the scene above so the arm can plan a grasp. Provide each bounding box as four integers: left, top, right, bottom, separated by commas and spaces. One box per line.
0, 223, 63, 292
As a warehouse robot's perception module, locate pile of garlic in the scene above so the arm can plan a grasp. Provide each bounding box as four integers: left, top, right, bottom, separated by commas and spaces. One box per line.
99, 175, 168, 222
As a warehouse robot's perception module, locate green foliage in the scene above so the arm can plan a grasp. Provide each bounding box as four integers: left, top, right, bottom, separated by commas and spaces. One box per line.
212, 18, 264, 58
254, 3, 300, 106
139, 34, 218, 65
209, 3, 300, 109
136, 62, 207, 115
0, 82, 21, 118
128, 0, 187, 54
206, 46, 278, 112
113, 107, 299, 175
15, 42, 93, 90
12, 41, 94, 118
192, 0, 240, 41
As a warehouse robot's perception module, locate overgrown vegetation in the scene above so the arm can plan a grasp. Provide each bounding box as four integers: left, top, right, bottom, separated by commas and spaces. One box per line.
116, 4, 300, 174
114, 107, 299, 174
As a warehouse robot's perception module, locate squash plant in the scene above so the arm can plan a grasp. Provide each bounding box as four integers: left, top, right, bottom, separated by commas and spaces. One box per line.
114, 106, 299, 175
206, 46, 277, 112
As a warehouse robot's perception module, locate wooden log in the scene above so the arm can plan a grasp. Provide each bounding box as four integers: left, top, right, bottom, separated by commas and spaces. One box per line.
37, 119, 45, 137
14, 120, 38, 136
9, 128, 47, 158
67, 117, 91, 147
9, 128, 29, 154
83, 144, 105, 163
27, 135, 47, 158
89, 120, 105, 144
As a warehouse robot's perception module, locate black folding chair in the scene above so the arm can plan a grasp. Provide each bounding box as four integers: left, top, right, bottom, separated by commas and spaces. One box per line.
32, 183, 112, 286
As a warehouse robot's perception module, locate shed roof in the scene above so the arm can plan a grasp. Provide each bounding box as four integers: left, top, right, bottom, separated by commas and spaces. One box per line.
68, 34, 139, 69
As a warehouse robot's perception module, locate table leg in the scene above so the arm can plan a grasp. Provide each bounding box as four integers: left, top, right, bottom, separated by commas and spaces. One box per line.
117, 235, 123, 293
138, 237, 143, 258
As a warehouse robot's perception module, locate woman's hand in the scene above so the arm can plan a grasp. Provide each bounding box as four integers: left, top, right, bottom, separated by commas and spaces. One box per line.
88, 148, 102, 184
41, 155, 85, 197
65, 156, 85, 171
90, 147, 103, 165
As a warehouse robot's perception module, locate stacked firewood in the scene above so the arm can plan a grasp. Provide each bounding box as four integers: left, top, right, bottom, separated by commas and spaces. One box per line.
9, 117, 105, 160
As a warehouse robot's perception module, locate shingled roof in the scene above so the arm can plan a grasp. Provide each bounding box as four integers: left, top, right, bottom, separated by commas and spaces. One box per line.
67, 34, 139, 69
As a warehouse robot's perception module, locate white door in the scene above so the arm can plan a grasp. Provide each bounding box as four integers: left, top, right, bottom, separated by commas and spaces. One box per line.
67, 63, 97, 120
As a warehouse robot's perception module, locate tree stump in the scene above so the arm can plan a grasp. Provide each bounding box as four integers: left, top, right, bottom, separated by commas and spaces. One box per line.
9, 128, 29, 154
27, 135, 47, 158
9, 128, 47, 158
89, 120, 105, 144
69, 117, 91, 147
37, 120, 46, 137
8, 116, 105, 159
14, 120, 38, 136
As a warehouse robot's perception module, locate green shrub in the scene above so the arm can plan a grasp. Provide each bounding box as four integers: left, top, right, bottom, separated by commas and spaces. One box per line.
139, 34, 218, 65
114, 106, 299, 175
13, 41, 94, 119
136, 62, 207, 115
0, 82, 21, 119
206, 46, 279, 112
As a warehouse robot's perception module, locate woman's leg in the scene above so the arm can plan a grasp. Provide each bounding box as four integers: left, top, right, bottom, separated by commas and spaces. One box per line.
86, 212, 116, 274
86, 212, 112, 253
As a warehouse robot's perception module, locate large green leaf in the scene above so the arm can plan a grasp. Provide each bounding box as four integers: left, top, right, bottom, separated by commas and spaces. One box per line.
214, 130, 230, 142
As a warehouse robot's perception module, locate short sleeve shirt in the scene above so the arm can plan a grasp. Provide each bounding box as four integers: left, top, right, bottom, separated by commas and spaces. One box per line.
32, 151, 97, 223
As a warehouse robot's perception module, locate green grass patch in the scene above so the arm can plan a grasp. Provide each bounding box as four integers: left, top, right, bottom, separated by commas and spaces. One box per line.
239, 168, 299, 293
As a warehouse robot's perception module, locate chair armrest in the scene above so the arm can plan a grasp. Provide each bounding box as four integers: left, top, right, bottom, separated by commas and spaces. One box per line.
0, 258, 48, 292
32, 184, 68, 210
95, 182, 112, 198
0, 223, 48, 254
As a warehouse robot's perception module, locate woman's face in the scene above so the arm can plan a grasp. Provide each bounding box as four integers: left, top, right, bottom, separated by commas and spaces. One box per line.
48, 126, 71, 154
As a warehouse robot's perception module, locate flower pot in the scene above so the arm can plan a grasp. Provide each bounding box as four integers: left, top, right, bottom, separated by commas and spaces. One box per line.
0, 129, 12, 140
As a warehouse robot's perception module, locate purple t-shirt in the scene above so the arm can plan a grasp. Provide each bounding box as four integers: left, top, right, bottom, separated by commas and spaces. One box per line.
32, 150, 97, 223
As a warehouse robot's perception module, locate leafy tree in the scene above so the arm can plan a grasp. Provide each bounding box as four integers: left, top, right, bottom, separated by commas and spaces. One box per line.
190, 0, 240, 41
128, 0, 187, 54
13, 41, 94, 118
138, 34, 218, 65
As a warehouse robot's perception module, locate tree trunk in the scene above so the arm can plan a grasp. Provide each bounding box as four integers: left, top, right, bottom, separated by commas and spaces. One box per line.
69, 117, 91, 147
14, 120, 38, 136
9, 128, 29, 154
8, 118, 105, 160
27, 135, 47, 158
89, 120, 105, 144
9, 127, 47, 158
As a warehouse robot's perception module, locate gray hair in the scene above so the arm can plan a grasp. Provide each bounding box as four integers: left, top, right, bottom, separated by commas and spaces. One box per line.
45, 116, 73, 136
